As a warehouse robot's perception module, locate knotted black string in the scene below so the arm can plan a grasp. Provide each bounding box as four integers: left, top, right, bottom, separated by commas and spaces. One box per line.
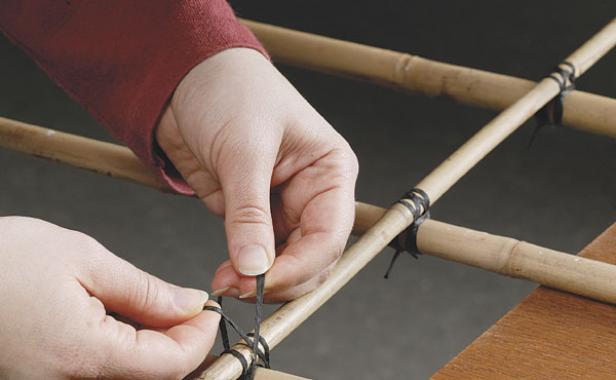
203, 274, 270, 379
384, 188, 431, 278
529, 61, 577, 146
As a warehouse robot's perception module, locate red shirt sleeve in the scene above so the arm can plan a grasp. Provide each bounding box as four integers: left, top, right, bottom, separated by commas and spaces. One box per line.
0, 0, 267, 193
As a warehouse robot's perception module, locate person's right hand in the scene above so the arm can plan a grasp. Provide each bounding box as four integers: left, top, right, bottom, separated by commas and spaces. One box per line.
0, 216, 219, 379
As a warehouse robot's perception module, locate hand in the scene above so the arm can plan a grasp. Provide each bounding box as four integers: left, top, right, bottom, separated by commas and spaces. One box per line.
0, 216, 219, 379
157, 48, 358, 302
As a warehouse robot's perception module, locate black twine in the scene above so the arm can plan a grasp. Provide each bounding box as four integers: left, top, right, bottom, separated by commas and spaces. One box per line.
529, 61, 577, 147
203, 274, 270, 379
384, 188, 431, 278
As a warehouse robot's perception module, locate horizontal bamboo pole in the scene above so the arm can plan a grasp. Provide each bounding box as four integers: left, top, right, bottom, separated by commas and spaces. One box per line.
200, 19, 616, 380
0, 116, 170, 192
3, 117, 616, 375
243, 19, 616, 138
354, 202, 616, 305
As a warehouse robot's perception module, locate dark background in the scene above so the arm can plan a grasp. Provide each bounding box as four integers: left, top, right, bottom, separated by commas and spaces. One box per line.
1, 1, 615, 379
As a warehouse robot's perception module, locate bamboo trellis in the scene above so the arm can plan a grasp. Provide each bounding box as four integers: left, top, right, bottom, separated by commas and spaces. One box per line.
1, 17, 615, 380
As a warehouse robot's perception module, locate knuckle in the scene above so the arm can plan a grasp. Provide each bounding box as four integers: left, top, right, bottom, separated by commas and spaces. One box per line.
332, 244, 345, 260
132, 269, 161, 313
78, 233, 106, 253
227, 204, 271, 226
65, 230, 109, 264
317, 266, 333, 286
338, 145, 359, 177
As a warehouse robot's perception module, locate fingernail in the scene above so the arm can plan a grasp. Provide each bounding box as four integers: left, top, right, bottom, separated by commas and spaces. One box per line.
239, 289, 256, 299
238, 245, 271, 275
211, 287, 240, 298
239, 287, 270, 299
211, 287, 230, 297
174, 288, 209, 314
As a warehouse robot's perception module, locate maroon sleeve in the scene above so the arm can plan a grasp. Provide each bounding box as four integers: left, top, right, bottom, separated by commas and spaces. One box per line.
0, 0, 267, 193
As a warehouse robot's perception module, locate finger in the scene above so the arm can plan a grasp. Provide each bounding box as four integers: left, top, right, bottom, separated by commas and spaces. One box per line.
218, 136, 278, 276
211, 233, 295, 299
230, 145, 357, 298
156, 108, 226, 216
240, 260, 338, 303
81, 244, 208, 328
265, 265, 335, 302
98, 300, 221, 379
266, 182, 355, 293
210, 260, 242, 298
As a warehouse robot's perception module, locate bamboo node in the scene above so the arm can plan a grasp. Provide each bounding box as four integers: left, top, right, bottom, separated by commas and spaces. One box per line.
393, 53, 420, 90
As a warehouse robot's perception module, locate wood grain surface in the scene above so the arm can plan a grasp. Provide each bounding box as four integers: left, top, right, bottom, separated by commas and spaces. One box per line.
431, 223, 616, 380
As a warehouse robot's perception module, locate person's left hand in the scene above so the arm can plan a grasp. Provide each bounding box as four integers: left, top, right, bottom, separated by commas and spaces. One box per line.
156, 48, 358, 302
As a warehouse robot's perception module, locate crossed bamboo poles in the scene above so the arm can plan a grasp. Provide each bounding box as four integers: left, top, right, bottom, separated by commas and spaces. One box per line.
199, 18, 616, 379
242, 19, 616, 138
1, 17, 615, 380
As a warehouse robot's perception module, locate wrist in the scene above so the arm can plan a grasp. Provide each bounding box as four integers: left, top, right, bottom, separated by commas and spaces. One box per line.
172, 48, 271, 112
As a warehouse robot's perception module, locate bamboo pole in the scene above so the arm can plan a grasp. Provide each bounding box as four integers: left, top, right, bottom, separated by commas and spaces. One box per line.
3, 117, 616, 373
415, 19, 616, 204
253, 368, 311, 380
2, 19, 615, 379
242, 19, 616, 138
0, 116, 170, 192
3, 117, 614, 304
199, 19, 616, 379
354, 202, 616, 305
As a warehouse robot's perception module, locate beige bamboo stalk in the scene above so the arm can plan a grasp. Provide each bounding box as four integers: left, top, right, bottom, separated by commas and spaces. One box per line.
242, 19, 616, 138
253, 368, 311, 380
354, 202, 616, 304
199, 19, 616, 379
2, 116, 616, 376
0, 116, 171, 192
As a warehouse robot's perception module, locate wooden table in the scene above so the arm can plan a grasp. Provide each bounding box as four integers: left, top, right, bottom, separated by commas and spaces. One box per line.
431, 223, 616, 380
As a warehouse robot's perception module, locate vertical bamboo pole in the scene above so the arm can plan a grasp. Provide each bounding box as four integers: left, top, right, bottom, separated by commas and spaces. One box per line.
198, 19, 616, 380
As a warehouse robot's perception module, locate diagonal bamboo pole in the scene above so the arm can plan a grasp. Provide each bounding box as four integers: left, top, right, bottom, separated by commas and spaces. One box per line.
198, 18, 616, 379
241, 19, 616, 138
253, 368, 311, 380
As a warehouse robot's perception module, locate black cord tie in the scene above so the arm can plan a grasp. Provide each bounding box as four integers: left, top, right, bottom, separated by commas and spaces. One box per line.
384, 188, 431, 278
203, 274, 270, 379
530, 61, 577, 146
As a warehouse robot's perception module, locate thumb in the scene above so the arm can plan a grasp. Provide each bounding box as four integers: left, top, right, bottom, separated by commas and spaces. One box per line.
220, 147, 276, 276
83, 247, 209, 328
